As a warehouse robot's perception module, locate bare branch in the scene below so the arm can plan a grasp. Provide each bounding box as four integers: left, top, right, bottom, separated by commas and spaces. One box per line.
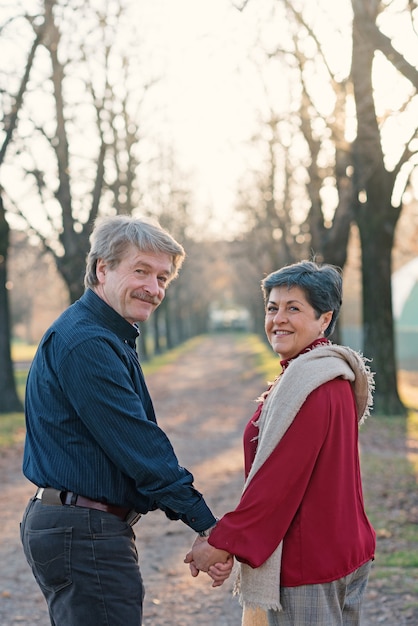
351, 0, 418, 88
281, 0, 337, 82
232, 0, 251, 11
392, 127, 418, 180
1, 188, 57, 258
0, 24, 45, 164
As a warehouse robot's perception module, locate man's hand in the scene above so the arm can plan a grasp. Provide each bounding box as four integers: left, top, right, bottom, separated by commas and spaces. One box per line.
184, 536, 233, 587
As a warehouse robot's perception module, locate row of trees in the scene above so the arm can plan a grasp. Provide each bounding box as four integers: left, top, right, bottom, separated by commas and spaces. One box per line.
231, 0, 418, 414
1, 0, 418, 414
0, 0, 176, 411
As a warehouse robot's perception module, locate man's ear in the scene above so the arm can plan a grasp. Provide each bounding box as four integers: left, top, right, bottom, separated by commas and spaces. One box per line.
96, 258, 106, 283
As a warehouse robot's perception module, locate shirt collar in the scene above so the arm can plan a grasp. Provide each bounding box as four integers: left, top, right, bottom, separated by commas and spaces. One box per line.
280, 337, 331, 371
81, 289, 140, 345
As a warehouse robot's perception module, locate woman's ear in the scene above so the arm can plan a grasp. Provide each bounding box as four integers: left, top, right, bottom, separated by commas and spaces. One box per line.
321, 310, 333, 334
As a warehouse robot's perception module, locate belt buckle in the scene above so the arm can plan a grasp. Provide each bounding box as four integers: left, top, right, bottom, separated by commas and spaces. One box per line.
125, 510, 142, 526
37, 488, 63, 506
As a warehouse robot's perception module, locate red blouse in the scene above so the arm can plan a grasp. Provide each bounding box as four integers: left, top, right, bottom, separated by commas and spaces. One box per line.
209, 341, 376, 587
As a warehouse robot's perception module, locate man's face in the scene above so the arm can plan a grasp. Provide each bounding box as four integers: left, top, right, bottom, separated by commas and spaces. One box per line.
95, 245, 172, 324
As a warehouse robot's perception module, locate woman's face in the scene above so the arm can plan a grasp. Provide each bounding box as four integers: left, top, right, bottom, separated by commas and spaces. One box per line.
265, 285, 333, 360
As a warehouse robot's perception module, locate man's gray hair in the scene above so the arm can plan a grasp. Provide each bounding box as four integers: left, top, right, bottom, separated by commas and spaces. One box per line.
84, 215, 185, 289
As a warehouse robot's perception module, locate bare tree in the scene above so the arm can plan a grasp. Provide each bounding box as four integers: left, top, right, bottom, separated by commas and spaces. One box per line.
236, 0, 418, 413
0, 10, 46, 412
5, 0, 158, 303
8, 230, 68, 343
139, 148, 219, 351
233, 3, 355, 348
351, 0, 418, 414
3, 0, 223, 367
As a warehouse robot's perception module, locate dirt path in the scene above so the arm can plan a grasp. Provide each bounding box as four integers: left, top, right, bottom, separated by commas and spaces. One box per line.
0, 334, 415, 625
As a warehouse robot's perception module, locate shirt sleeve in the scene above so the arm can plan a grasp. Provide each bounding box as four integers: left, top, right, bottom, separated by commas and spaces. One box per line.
208, 382, 335, 567
58, 336, 216, 531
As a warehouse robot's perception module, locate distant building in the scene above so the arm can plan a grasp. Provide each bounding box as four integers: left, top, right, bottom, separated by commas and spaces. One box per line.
208, 307, 251, 332
392, 257, 418, 370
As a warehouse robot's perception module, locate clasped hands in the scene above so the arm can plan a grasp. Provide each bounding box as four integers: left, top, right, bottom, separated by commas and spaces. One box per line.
184, 535, 234, 587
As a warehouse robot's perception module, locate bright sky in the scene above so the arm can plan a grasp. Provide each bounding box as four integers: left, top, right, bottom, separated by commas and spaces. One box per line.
128, 0, 418, 229
1, 0, 417, 238
2, 0, 266, 237
129, 0, 267, 235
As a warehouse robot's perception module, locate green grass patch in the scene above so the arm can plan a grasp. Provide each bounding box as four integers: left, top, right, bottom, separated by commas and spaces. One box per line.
408, 410, 418, 438
0, 413, 26, 448
360, 408, 418, 585
236, 333, 281, 382
14, 370, 28, 398
140, 335, 206, 375
0, 365, 27, 447
370, 566, 418, 595
11, 342, 38, 362
379, 551, 418, 568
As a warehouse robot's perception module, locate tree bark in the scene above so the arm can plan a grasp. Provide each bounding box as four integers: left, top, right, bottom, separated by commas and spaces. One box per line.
0, 20, 46, 413
351, 0, 405, 415
0, 196, 23, 412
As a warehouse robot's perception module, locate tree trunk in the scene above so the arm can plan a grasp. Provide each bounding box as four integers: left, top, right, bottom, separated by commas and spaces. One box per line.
351, 0, 405, 415
164, 295, 174, 350
356, 200, 404, 415
0, 22, 45, 413
137, 322, 149, 362
153, 307, 162, 355
0, 195, 23, 413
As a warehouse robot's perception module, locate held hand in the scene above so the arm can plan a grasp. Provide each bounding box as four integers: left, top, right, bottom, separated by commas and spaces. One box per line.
184, 536, 231, 573
184, 550, 199, 578
184, 535, 207, 578
208, 555, 234, 587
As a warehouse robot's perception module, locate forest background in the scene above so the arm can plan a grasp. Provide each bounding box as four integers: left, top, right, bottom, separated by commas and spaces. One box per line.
1, 0, 418, 417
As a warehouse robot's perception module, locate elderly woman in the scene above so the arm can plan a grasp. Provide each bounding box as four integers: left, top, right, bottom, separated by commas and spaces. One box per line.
186, 260, 376, 626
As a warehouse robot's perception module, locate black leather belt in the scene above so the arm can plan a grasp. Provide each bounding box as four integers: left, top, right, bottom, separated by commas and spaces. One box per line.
35, 487, 142, 526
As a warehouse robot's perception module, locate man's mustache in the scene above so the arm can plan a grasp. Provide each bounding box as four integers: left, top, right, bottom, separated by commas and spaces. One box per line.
134, 292, 161, 306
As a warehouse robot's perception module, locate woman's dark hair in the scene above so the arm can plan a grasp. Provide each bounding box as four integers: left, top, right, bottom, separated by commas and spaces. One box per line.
261, 260, 343, 337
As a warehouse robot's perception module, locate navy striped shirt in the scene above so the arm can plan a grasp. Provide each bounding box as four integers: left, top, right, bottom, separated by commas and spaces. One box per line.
23, 289, 216, 531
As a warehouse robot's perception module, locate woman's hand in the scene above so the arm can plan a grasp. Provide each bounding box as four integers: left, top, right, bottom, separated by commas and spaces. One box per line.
184, 536, 233, 586
208, 556, 234, 587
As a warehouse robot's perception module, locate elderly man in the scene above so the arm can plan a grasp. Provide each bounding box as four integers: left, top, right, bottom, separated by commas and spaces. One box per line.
21, 215, 231, 625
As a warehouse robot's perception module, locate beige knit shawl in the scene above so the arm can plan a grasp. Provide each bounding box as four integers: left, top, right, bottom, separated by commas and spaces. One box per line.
235, 343, 374, 624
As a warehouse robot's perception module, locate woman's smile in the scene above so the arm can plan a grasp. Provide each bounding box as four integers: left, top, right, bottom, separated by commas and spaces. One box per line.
265, 286, 332, 360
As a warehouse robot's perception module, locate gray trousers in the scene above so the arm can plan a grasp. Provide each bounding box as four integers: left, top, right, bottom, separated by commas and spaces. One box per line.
267, 560, 372, 626
20, 497, 144, 625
